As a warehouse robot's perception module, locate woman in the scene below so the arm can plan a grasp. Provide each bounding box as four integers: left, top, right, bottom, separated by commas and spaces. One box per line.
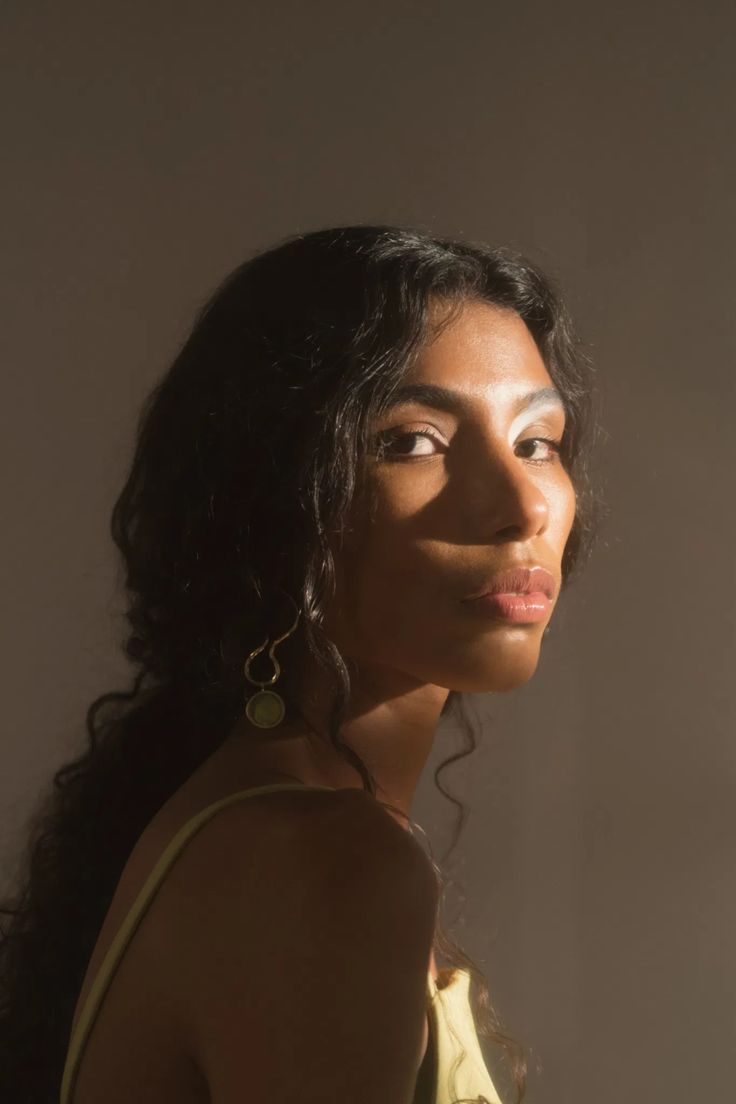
0, 224, 604, 1103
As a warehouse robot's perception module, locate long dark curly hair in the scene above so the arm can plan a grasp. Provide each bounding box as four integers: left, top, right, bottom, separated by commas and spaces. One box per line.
0, 223, 606, 1103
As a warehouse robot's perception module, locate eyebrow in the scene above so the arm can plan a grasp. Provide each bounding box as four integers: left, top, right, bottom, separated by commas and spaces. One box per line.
380, 382, 565, 418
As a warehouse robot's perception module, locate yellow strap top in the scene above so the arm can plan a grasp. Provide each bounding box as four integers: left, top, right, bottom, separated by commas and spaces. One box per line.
59, 782, 503, 1104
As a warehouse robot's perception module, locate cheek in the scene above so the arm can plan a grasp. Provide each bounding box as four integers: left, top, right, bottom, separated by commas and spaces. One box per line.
560, 476, 578, 537
352, 526, 418, 603
332, 523, 429, 646
364, 461, 441, 522
545, 468, 576, 535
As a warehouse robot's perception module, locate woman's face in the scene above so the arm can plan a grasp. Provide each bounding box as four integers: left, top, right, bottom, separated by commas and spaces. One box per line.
325, 297, 577, 695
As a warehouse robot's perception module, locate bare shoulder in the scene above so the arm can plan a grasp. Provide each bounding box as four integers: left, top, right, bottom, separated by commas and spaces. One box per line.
165, 785, 438, 1102
168, 782, 436, 899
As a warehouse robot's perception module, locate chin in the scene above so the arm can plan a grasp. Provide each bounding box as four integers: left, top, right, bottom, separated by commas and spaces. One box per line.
446, 656, 543, 694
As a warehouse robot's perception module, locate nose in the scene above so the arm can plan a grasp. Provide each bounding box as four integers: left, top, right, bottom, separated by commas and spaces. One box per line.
467, 448, 550, 541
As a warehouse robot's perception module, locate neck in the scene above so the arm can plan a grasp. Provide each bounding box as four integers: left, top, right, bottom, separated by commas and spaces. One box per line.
227, 655, 449, 824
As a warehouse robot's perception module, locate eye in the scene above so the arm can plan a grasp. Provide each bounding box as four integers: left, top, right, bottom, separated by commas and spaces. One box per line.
373, 427, 563, 464
518, 437, 563, 464
373, 426, 445, 459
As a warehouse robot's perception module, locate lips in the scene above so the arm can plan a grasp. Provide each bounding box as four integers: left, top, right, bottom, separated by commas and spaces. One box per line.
462, 565, 556, 601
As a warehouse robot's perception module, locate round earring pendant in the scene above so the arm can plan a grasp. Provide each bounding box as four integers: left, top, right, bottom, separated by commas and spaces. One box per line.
245, 690, 286, 728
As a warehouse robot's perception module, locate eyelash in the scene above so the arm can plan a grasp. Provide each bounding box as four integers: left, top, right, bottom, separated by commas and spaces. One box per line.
375, 427, 563, 464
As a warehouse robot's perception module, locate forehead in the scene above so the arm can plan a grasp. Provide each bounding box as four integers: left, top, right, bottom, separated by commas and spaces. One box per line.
380, 298, 563, 421
418, 298, 549, 386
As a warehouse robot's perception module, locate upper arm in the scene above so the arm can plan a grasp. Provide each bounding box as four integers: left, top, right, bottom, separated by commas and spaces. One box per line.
179, 788, 438, 1104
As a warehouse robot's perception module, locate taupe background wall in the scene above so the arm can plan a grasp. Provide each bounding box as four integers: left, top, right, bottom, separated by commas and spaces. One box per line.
2, 3, 734, 1101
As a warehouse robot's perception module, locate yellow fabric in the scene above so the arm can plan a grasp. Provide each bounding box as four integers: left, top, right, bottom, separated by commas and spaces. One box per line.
428, 967, 504, 1104
60, 782, 503, 1104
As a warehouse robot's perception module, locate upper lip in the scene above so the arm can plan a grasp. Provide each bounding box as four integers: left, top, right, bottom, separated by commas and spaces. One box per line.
462, 565, 557, 601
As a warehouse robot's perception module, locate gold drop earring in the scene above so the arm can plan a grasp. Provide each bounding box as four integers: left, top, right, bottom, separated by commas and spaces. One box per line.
243, 592, 301, 729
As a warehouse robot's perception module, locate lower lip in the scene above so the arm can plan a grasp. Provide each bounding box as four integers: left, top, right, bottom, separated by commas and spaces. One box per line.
463, 591, 552, 623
